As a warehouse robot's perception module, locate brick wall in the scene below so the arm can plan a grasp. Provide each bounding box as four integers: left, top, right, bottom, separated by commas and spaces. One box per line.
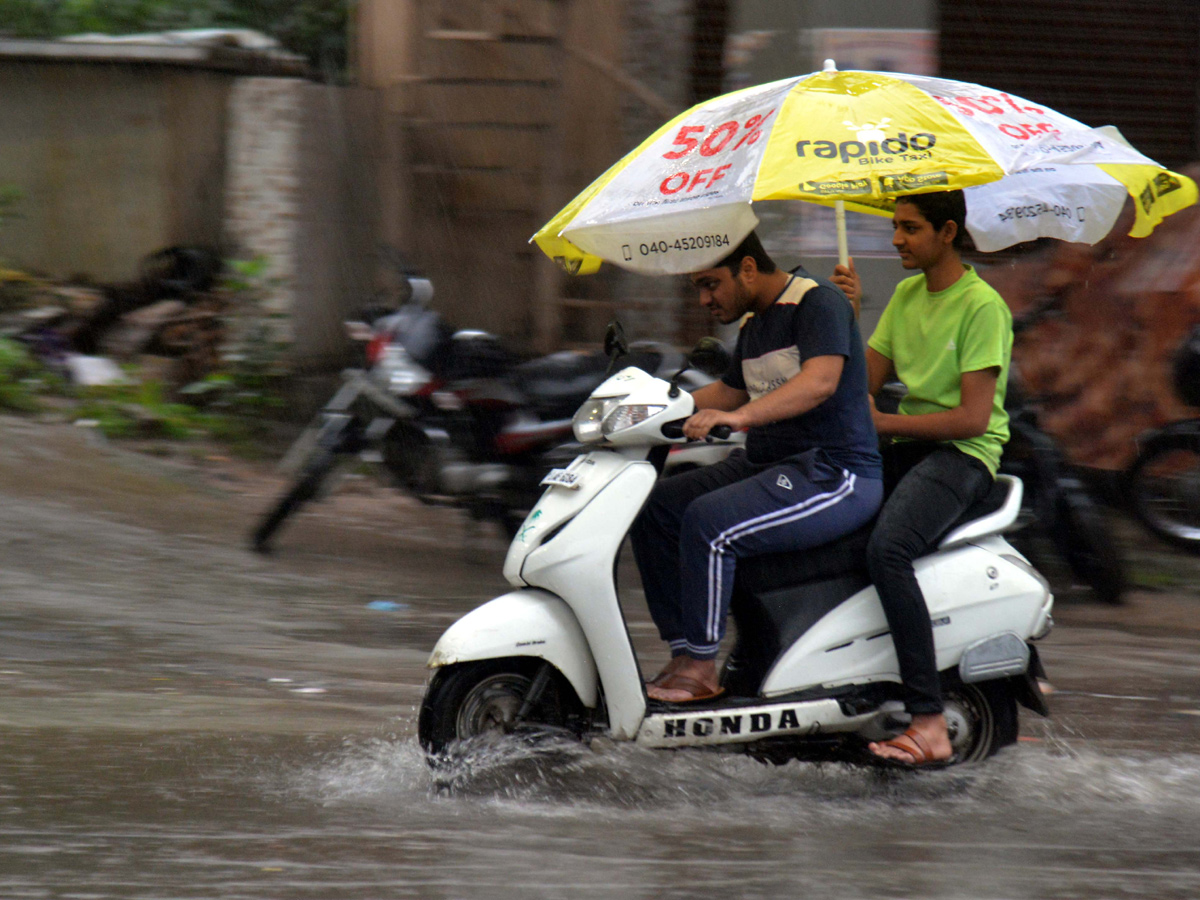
223, 77, 306, 342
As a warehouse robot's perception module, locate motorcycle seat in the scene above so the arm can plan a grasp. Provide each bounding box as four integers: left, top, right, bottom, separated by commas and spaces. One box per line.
513, 348, 668, 419
511, 351, 610, 418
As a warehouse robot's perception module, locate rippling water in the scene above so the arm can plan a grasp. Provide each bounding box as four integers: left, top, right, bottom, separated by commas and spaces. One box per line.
4, 422, 1200, 899
7, 727, 1200, 900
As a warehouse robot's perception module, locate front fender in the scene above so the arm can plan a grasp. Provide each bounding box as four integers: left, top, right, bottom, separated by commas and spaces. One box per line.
427, 589, 599, 708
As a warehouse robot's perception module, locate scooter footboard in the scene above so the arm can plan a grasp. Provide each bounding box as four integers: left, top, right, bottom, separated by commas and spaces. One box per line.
426, 588, 599, 708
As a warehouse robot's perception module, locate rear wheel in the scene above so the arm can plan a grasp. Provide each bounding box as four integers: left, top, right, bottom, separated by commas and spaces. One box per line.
942, 676, 1018, 763
1129, 434, 1200, 553
418, 659, 584, 757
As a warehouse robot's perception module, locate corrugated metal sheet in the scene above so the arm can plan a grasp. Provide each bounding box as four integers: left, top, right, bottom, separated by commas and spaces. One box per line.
691, 0, 731, 103
939, 0, 1200, 169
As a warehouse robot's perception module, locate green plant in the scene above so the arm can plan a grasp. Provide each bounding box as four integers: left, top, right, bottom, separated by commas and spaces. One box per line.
194, 256, 291, 417
0, 337, 62, 412
0, 0, 348, 73
0, 185, 19, 228
74, 380, 207, 440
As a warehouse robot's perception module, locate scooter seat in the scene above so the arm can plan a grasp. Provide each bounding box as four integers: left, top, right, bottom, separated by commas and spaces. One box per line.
735, 474, 1018, 597
725, 474, 1022, 698
937, 474, 1021, 550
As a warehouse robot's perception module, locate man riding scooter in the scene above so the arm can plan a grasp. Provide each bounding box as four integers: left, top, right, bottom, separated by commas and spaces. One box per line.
630, 232, 884, 703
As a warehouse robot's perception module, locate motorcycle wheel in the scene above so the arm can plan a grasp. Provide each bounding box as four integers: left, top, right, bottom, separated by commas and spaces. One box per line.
1049, 485, 1127, 603
418, 659, 583, 757
250, 449, 338, 553
942, 676, 1018, 763
1128, 433, 1200, 554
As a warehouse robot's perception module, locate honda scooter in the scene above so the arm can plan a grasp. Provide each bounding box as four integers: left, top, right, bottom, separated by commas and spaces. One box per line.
418, 329, 1053, 766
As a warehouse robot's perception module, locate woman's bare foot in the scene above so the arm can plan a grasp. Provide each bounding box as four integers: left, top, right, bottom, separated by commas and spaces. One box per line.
867, 713, 954, 766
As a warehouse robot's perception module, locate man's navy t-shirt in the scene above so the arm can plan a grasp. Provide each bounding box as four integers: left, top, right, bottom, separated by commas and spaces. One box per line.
721, 267, 882, 477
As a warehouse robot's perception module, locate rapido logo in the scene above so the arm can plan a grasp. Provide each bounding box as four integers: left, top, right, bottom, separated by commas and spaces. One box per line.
796, 119, 938, 165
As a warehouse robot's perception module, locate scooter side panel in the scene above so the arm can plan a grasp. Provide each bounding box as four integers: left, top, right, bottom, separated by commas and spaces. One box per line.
760, 540, 1049, 697
521, 462, 659, 741
503, 452, 634, 586
920, 539, 1052, 664
426, 588, 599, 709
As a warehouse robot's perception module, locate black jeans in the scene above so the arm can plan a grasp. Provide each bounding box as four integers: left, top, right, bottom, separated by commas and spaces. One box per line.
866, 443, 992, 715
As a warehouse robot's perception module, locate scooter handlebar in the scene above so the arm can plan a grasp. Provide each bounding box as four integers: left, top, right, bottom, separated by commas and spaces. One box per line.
659, 419, 733, 442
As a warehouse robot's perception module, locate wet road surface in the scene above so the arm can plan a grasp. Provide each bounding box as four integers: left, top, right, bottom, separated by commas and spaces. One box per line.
3, 415, 1200, 899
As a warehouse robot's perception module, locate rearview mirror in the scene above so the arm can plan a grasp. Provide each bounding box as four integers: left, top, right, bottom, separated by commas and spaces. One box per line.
603, 320, 629, 359
603, 320, 629, 376
688, 336, 731, 377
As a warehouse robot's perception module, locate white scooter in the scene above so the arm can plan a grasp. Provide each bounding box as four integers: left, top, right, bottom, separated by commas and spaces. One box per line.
418, 329, 1054, 766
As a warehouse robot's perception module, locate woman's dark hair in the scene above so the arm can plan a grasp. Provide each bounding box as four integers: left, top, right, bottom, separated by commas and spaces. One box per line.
897, 190, 968, 249
716, 231, 777, 275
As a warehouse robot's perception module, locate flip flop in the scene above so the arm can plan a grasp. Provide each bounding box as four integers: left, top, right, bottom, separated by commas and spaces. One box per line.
646, 672, 725, 704
645, 657, 685, 687
868, 728, 955, 770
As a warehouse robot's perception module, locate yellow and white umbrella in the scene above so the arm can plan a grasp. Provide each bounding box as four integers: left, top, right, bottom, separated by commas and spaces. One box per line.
533, 64, 1197, 275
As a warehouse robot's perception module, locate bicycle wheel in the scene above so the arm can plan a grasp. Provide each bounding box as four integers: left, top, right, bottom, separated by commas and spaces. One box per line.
1128, 432, 1200, 554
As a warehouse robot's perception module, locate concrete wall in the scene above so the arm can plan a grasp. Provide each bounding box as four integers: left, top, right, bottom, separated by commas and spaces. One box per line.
0, 53, 379, 370
0, 60, 230, 282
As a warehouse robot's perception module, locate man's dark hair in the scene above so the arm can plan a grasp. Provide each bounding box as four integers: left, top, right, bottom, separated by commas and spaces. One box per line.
716, 231, 777, 275
897, 190, 967, 249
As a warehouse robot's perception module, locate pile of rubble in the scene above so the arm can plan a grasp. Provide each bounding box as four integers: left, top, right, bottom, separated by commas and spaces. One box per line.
980, 166, 1200, 471
0, 247, 227, 387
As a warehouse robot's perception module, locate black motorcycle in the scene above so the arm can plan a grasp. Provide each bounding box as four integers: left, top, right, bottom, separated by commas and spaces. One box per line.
1001, 379, 1126, 603
251, 274, 708, 552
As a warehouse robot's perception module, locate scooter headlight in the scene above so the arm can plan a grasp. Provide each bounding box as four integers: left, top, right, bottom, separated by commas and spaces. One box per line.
573, 395, 626, 443
602, 404, 667, 436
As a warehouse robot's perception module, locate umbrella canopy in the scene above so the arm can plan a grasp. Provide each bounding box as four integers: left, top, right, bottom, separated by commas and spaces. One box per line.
533, 66, 1197, 275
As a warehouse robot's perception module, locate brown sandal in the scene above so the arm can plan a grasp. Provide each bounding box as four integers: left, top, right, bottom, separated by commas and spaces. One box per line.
870, 728, 953, 769
645, 657, 686, 687
646, 672, 725, 704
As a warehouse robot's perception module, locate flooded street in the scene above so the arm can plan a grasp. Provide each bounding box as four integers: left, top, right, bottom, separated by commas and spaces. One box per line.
4, 415, 1200, 899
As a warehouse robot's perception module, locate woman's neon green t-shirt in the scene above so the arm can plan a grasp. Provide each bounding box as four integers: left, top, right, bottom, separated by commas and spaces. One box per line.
868, 265, 1013, 475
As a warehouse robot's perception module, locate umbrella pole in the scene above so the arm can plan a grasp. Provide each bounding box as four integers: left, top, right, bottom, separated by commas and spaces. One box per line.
822, 61, 851, 271
834, 199, 849, 268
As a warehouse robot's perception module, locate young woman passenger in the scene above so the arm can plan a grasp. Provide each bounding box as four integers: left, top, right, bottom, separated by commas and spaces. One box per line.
864, 190, 1013, 766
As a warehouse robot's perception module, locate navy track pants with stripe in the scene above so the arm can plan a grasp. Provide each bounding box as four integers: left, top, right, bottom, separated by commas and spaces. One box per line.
630, 448, 883, 660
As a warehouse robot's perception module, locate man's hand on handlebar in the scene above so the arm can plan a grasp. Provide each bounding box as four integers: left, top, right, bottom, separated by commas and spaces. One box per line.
683, 408, 743, 441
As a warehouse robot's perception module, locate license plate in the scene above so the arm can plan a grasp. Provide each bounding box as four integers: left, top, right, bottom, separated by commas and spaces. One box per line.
541, 467, 583, 489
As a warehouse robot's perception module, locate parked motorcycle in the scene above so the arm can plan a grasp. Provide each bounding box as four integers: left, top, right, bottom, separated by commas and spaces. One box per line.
251, 275, 716, 552
417, 325, 1053, 767
1001, 381, 1127, 603
1003, 304, 1128, 602
1127, 323, 1200, 552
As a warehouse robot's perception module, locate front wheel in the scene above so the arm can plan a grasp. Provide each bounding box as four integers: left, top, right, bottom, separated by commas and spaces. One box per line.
418, 659, 585, 757
942, 676, 1018, 763
250, 449, 339, 553
1128, 432, 1200, 553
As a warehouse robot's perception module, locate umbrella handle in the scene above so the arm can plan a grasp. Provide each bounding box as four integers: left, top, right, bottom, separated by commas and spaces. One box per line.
835, 200, 849, 268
